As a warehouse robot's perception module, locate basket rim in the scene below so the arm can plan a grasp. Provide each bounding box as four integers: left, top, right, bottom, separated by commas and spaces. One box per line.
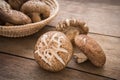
0, 0, 59, 29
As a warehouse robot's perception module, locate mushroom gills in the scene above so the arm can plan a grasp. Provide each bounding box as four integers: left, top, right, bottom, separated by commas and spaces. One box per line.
56, 19, 89, 41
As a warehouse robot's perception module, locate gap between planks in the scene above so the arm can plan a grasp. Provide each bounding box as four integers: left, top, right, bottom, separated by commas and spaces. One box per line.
48, 25, 120, 39
0, 26, 120, 79
49, 0, 120, 37
0, 51, 115, 80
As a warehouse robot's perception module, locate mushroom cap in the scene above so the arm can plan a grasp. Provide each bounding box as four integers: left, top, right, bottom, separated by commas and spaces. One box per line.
21, 0, 50, 19
0, 0, 11, 10
75, 35, 106, 67
0, 9, 31, 25
8, 0, 27, 10
56, 19, 89, 41
0, 0, 10, 25
34, 31, 73, 72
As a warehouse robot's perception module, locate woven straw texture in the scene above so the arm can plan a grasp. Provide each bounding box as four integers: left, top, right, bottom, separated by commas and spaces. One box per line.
0, 0, 59, 37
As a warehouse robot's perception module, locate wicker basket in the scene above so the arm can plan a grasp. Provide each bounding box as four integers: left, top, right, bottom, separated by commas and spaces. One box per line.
0, 0, 59, 37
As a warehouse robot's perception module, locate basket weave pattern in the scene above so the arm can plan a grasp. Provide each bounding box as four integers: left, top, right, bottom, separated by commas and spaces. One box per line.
0, 0, 59, 37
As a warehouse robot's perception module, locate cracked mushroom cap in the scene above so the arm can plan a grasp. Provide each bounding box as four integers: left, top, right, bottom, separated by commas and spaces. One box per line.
75, 35, 106, 67
56, 19, 89, 41
34, 31, 73, 72
21, 0, 50, 20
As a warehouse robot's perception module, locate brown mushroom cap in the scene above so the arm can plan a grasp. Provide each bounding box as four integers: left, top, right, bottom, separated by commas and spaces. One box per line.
0, 0, 10, 25
8, 0, 28, 10
34, 31, 73, 72
21, 0, 50, 21
0, 9, 31, 25
0, 0, 11, 10
75, 35, 106, 67
56, 19, 89, 42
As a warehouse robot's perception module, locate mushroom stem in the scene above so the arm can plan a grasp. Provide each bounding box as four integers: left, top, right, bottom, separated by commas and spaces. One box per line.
20, 0, 50, 20
56, 19, 89, 42
74, 53, 88, 63
65, 27, 80, 42
29, 13, 41, 23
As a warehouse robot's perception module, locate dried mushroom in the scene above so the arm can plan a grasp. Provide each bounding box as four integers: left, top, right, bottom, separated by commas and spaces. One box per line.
8, 0, 28, 10
56, 19, 89, 42
0, 0, 11, 10
75, 35, 106, 67
21, 0, 50, 22
34, 31, 73, 72
0, 9, 31, 25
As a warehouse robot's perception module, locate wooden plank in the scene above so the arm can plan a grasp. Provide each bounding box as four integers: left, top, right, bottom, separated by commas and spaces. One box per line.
49, 0, 120, 37
0, 26, 120, 79
0, 53, 113, 80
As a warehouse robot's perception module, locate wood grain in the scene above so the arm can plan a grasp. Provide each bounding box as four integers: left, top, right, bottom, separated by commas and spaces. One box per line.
0, 0, 120, 79
0, 26, 119, 79
49, 0, 120, 37
0, 53, 113, 80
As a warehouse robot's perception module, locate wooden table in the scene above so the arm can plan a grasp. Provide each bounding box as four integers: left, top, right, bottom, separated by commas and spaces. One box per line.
0, 0, 120, 80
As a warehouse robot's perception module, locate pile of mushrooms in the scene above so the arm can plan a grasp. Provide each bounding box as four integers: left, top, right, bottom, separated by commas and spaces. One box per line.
56, 19, 106, 67
0, 0, 50, 26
